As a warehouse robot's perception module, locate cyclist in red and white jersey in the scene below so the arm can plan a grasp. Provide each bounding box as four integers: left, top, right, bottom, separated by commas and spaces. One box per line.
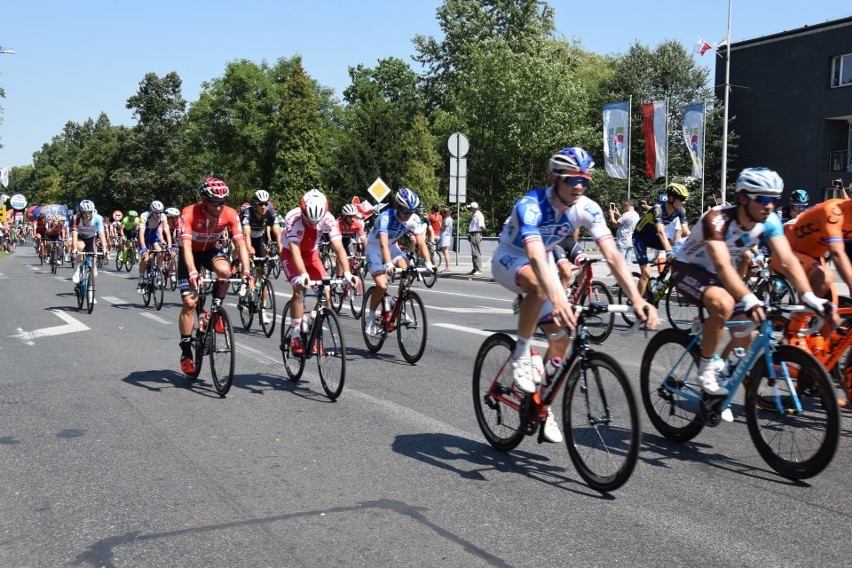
176, 178, 251, 375
337, 203, 367, 257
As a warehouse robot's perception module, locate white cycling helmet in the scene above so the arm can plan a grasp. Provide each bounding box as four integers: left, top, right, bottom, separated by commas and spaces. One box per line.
150, 200, 165, 213
341, 203, 358, 216
300, 189, 328, 224
79, 200, 96, 213
165, 207, 181, 217
252, 189, 270, 204
736, 168, 784, 197
549, 147, 595, 174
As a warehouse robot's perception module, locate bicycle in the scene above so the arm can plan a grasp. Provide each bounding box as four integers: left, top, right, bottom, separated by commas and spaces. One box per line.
616, 260, 703, 332
48, 240, 62, 274
140, 250, 169, 311
361, 264, 430, 364
237, 259, 277, 337
279, 277, 347, 400
330, 253, 366, 318
473, 302, 641, 492
745, 253, 796, 307
74, 252, 103, 314
640, 304, 840, 479
318, 239, 336, 273
187, 275, 244, 397
265, 243, 282, 280
562, 258, 614, 343
163, 249, 178, 291
115, 239, 137, 272
408, 248, 437, 288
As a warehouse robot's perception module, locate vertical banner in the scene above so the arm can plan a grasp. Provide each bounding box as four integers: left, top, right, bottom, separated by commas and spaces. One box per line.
682, 103, 705, 178
641, 101, 667, 178
602, 101, 629, 179
0, 167, 9, 188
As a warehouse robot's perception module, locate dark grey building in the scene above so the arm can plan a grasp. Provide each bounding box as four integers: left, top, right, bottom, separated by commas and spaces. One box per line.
716, 16, 852, 203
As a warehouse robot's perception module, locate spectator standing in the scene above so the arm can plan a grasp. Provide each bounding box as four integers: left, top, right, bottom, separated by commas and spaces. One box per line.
428, 205, 443, 245
439, 207, 453, 272
609, 200, 639, 263
467, 202, 485, 275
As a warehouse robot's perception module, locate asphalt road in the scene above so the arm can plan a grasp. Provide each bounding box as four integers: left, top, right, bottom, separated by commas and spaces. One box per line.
1, 246, 850, 568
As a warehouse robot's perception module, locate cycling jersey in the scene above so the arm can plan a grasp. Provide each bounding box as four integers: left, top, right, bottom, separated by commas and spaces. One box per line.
673, 205, 784, 274
337, 217, 366, 240
633, 203, 687, 241
282, 208, 341, 252
71, 213, 105, 239
180, 203, 243, 252
240, 206, 280, 238
122, 217, 141, 235
366, 209, 425, 246
139, 211, 168, 245
784, 198, 852, 257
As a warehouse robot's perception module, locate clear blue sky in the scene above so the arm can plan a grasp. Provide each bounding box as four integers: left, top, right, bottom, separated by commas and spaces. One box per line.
1, 0, 849, 168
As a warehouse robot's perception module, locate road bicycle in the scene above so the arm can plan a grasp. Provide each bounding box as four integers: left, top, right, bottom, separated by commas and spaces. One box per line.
140, 250, 169, 311
473, 301, 641, 492
265, 243, 282, 280
187, 275, 244, 397
237, 262, 277, 337
616, 260, 703, 332
279, 277, 347, 400
640, 304, 840, 479
361, 264, 430, 364
319, 239, 336, 273
562, 258, 614, 343
115, 239, 138, 272
74, 252, 104, 314
48, 240, 63, 274
330, 253, 366, 319
408, 248, 438, 288
163, 249, 178, 291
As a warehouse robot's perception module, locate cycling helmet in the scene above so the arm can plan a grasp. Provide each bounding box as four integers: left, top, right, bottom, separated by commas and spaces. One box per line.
252, 189, 270, 204
79, 200, 96, 213
791, 189, 809, 206
300, 189, 328, 223
165, 207, 181, 217
127, 210, 139, 217
735, 168, 784, 196
342, 203, 358, 216
395, 188, 420, 210
666, 183, 689, 200
241, 202, 251, 211
549, 147, 595, 175
150, 200, 164, 213
199, 177, 229, 200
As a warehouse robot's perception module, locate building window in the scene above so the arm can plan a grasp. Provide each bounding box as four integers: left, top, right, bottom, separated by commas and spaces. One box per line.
831, 54, 852, 87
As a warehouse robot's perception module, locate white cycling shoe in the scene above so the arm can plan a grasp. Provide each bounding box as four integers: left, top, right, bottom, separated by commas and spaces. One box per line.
697, 365, 729, 396
543, 408, 563, 443
512, 356, 536, 393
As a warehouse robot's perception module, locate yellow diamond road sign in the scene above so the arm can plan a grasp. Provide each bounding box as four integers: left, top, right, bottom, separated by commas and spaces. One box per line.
367, 177, 391, 203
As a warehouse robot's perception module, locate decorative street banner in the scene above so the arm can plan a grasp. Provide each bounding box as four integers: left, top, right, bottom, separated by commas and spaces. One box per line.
0, 167, 9, 188
642, 101, 667, 179
602, 101, 629, 179
682, 103, 705, 178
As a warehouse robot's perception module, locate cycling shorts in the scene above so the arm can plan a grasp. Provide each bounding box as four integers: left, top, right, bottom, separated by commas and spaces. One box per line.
491, 242, 566, 323
281, 248, 326, 283
177, 248, 230, 295
365, 241, 407, 276
632, 234, 665, 267
250, 236, 269, 260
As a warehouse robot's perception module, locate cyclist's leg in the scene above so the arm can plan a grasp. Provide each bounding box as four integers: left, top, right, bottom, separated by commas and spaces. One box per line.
633, 236, 654, 296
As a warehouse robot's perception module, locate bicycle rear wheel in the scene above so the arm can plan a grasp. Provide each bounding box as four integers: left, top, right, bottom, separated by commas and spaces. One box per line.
208, 309, 235, 397
330, 282, 344, 314
315, 309, 346, 400
564, 351, 640, 492
746, 345, 839, 479
259, 279, 276, 338
397, 291, 427, 364
279, 300, 305, 381
85, 267, 95, 314
360, 286, 387, 352
576, 281, 614, 344
665, 283, 702, 332
421, 266, 437, 288
189, 321, 205, 380
153, 269, 165, 310
142, 277, 152, 307
472, 333, 525, 451
239, 292, 254, 330
640, 328, 704, 441
50, 248, 58, 274
75, 270, 85, 310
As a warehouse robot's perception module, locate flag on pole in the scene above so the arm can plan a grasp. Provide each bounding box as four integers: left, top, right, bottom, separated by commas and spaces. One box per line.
0, 167, 9, 188
693, 37, 713, 56
682, 103, 705, 178
602, 101, 630, 179
642, 101, 667, 179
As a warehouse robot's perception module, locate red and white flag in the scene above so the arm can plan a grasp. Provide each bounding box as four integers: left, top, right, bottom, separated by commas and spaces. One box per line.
693, 38, 713, 56
642, 102, 667, 179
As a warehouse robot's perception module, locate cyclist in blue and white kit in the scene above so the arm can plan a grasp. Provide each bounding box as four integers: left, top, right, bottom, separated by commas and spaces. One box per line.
492, 147, 659, 443
137, 200, 173, 293
363, 188, 437, 337
71, 200, 108, 285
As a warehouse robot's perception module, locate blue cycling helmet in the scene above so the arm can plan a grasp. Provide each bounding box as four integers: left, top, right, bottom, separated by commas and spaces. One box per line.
735, 168, 783, 197
549, 147, 595, 175
395, 188, 420, 210
791, 189, 809, 206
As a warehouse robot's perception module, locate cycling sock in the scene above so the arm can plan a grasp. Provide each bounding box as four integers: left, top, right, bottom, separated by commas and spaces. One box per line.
698, 356, 712, 373
291, 324, 301, 340
514, 336, 532, 360
367, 310, 376, 322
179, 335, 193, 357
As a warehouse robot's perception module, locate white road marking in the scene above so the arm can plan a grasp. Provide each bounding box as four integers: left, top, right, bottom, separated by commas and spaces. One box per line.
431, 322, 548, 349
54, 276, 68, 282
28, 266, 40, 271
139, 312, 171, 325
235, 343, 279, 366
427, 305, 513, 315
412, 287, 514, 303
10, 309, 90, 345
102, 296, 131, 306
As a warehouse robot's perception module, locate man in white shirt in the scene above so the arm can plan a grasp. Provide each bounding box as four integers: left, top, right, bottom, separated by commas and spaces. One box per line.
609, 199, 640, 263
467, 202, 486, 275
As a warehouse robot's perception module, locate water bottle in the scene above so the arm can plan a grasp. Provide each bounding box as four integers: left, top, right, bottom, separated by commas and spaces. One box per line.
383, 294, 392, 313
301, 313, 311, 333
199, 311, 210, 331
722, 347, 746, 381
530, 349, 544, 385
544, 357, 563, 385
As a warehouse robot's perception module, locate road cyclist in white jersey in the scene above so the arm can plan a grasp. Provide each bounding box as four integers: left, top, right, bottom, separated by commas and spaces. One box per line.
491, 147, 660, 443
670, 167, 829, 402
136, 200, 173, 293
362, 188, 437, 338
70, 200, 109, 289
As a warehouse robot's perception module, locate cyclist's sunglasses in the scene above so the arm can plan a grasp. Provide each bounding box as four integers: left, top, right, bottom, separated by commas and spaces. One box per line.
399, 209, 417, 215
206, 199, 226, 206
556, 174, 590, 188
255, 201, 270, 207
750, 195, 779, 206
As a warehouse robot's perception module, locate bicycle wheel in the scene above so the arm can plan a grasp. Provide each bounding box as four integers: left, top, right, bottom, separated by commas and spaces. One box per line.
75, 272, 85, 310
360, 286, 387, 352
279, 300, 305, 381
142, 275, 152, 307
421, 267, 437, 289
640, 328, 704, 441
563, 351, 640, 492
745, 344, 839, 479
322, 250, 336, 273
397, 291, 427, 364
472, 333, 525, 451
315, 309, 346, 400
50, 248, 58, 274
756, 275, 797, 307
85, 267, 95, 314
330, 282, 344, 314
665, 283, 702, 332
259, 279, 276, 338
430, 243, 441, 267
576, 281, 614, 344
153, 269, 165, 311
115, 251, 123, 271
125, 250, 135, 271
208, 309, 235, 397
272, 259, 281, 279
348, 279, 364, 319
239, 291, 254, 329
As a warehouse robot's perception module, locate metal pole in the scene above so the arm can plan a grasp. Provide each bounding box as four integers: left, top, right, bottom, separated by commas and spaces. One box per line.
720, 0, 733, 203
701, 100, 707, 209
627, 95, 632, 201
664, 96, 669, 188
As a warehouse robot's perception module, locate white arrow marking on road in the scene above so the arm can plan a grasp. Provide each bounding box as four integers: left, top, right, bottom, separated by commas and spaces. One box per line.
139, 312, 171, 325
101, 296, 132, 309
427, 305, 513, 315
10, 309, 90, 345
28, 266, 40, 271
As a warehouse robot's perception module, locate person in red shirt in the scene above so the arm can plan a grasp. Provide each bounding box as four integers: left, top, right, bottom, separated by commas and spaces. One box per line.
428, 205, 443, 246
177, 177, 251, 375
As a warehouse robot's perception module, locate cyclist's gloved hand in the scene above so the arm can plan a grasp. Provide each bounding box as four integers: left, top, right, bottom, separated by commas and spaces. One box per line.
139, 247, 148, 255
344, 271, 358, 285
425, 261, 436, 273
801, 291, 830, 316
740, 292, 764, 321
188, 270, 199, 290
383, 262, 395, 275
242, 270, 252, 287
298, 272, 310, 288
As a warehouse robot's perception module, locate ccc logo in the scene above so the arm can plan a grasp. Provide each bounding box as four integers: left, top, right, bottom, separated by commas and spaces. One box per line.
793, 223, 819, 238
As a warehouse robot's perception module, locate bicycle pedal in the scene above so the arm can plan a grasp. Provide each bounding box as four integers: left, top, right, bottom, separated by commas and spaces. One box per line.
699, 395, 724, 427
518, 395, 540, 436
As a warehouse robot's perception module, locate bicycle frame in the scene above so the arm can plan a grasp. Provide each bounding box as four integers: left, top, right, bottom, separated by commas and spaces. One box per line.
782, 307, 852, 373
299, 278, 343, 359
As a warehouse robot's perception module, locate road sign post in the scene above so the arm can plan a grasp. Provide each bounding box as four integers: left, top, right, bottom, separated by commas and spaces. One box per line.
448, 133, 470, 265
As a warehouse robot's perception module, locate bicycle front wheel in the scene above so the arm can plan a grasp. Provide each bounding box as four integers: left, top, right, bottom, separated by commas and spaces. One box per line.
746, 344, 839, 479
397, 291, 427, 364
208, 309, 235, 397
315, 309, 346, 400
239, 293, 254, 330
348, 279, 364, 320
360, 286, 387, 352
125, 250, 135, 271
576, 281, 614, 344
665, 283, 702, 332
640, 328, 704, 441
564, 351, 640, 492
279, 300, 305, 381
153, 269, 165, 310
259, 279, 276, 338
85, 267, 95, 314
472, 333, 525, 451
330, 282, 344, 314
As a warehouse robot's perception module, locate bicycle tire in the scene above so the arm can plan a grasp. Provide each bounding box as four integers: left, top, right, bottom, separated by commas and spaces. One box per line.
348, 279, 364, 319
576, 281, 614, 344
665, 282, 703, 332
125, 250, 135, 272
114, 252, 123, 271
640, 328, 704, 441
50, 248, 58, 274
563, 351, 641, 492
279, 300, 305, 381
75, 266, 85, 309
397, 290, 427, 364
142, 275, 152, 307
239, 291, 254, 330
208, 309, 235, 397
745, 344, 839, 479
754, 275, 797, 307
259, 279, 276, 338
315, 309, 346, 400
421, 267, 437, 289
86, 266, 95, 314
472, 333, 525, 451
153, 269, 165, 311
190, 321, 205, 380
360, 286, 387, 352
430, 243, 441, 267
330, 283, 344, 314
616, 271, 642, 326
272, 260, 281, 279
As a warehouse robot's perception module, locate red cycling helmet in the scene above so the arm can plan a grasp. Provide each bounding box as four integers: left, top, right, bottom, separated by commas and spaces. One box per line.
200, 177, 229, 200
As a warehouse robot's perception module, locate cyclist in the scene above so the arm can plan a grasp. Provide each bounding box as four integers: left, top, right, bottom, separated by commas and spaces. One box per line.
632, 183, 689, 297
119, 210, 141, 262
70, 200, 109, 287
492, 147, 659, 443
281, 189, 359, 355
177, 178, 251, 375
363, 188, 437, 338
337, 203, 367, 258
43, 213, 67, 265
784, 188, 810, 222
137, 201, 173, 293
672, 168, 828, 398
241, 189, 281, 325
164, 207, 182, 285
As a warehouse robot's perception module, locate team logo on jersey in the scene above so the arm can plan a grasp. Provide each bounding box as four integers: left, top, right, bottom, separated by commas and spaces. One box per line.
523, 205, 541, 227
499, 254, 516, 269
793, 223, 819, 238
710, 213, 725, 233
